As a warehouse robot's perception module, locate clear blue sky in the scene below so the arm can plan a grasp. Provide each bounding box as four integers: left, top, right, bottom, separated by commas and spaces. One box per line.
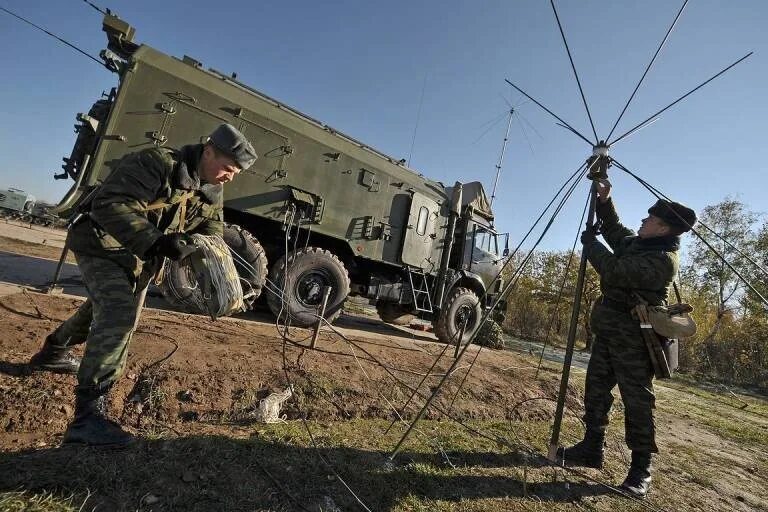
0, 0, 765, 250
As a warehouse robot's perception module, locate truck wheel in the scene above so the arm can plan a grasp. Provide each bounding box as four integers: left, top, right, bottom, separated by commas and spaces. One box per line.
376, 303, 416, 326
223, 223, 268, 308
267, 247, 350, 327
433, 287, 482, 345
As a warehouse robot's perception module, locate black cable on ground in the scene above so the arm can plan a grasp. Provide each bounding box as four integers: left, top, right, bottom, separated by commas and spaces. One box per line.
271, 206, 374, 511
318, 319, 670, 512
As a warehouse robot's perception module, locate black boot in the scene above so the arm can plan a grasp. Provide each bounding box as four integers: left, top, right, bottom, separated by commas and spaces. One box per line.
556, 429, 605, 469
620, 451, 652, 498
29, 332, 81, 374
62, 389, 134, 447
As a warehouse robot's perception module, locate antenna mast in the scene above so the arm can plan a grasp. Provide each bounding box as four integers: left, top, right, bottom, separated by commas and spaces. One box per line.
490, 108, 514, 207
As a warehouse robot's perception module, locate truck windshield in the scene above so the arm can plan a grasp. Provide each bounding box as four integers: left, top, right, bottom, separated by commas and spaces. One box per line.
473, 227, 499, 258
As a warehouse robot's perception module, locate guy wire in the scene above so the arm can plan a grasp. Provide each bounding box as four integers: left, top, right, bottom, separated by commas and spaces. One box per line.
80, 0, 109, 16
317, 317, 670, 512
443, 162, 591, 415
228, 244, 669, 511
534, 187, 590, 379
389, 161, 595, 459
612, 159, 768, 309
389, 161, 590, 429
0, 5, 105, 68
617, 165, 768, 279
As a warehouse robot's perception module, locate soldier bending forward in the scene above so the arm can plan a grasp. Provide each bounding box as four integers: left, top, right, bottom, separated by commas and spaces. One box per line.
30, 124, 256, 446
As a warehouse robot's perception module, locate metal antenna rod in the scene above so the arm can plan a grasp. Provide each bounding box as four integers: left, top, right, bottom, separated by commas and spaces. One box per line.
490, 109, 515, 207
548, 181, 598, 461
608, 117, 660, 147
554, 121, 600, 145
505, 79, 593, 146
610, 52, 753, 145
606, 0, 689, 141
407, 73, 428, 167
550, 0, 598, 143
547, 152, 604, 460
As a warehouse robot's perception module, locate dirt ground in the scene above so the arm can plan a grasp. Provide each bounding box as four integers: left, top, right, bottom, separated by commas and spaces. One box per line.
0, 223, 767, 512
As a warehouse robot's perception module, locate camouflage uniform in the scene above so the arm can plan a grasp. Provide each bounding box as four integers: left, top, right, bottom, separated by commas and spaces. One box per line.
583, 198, 680, 453
53, 144, 223, 393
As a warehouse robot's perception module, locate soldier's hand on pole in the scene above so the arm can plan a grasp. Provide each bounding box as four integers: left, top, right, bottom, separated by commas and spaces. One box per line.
581, 228, 597, 245
596, 179, 612, 203
147, 233, 199, 261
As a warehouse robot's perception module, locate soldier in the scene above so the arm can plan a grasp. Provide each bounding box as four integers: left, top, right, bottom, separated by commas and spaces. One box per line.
29, 124, 257, 447
557, 179, 696, 498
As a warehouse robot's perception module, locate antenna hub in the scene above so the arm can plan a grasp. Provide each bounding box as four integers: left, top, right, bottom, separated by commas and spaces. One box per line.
587, 142, 611, 180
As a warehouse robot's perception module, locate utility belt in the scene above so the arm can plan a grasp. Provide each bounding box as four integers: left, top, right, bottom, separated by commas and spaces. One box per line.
599, 296, 633, 313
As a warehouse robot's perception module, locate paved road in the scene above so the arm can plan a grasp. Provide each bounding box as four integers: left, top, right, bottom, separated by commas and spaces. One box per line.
504, 336, 590, 370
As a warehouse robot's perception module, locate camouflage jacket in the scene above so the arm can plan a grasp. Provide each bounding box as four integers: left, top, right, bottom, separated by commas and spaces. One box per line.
68, 144, 223, 270
585, 198, 679, 311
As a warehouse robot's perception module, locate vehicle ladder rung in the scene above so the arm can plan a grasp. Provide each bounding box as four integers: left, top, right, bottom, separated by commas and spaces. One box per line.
407, 267, 433, 313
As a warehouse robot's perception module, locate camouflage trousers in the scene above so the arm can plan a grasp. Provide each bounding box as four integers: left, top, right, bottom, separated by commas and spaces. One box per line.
584, 303, 658, 453
53, 252, 149, 394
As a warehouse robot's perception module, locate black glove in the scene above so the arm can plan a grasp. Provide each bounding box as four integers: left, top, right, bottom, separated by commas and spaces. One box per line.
580, 229, 597, 245
147, 233, 198, 261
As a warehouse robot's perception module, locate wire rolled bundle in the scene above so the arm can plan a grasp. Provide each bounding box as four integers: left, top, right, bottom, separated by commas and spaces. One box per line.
159, 234, 245, 319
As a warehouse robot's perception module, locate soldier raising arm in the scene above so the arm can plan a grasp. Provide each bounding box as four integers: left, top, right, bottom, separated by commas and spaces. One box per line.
558, 179, 697, 499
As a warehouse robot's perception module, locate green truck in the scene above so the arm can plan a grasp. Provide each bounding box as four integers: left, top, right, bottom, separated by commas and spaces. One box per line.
53, 14, 507, 344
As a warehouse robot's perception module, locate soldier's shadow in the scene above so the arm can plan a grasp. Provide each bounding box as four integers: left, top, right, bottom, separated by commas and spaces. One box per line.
0, 434, 615, 511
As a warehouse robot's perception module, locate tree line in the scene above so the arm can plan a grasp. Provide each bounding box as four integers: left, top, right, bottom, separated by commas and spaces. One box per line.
500, 198, 768, 390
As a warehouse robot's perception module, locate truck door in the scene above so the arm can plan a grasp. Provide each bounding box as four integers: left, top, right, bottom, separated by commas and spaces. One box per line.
401, 192, 439, 270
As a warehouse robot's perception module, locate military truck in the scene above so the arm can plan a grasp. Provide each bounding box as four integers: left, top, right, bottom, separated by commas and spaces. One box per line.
0, 187, 35, 217
52, 14, 507, 344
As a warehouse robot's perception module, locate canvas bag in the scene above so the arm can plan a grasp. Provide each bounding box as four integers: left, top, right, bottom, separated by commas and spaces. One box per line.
647, 282, 697, 339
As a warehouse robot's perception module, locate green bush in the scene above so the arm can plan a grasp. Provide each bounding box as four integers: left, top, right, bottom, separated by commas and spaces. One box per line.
474, 320, 506, 350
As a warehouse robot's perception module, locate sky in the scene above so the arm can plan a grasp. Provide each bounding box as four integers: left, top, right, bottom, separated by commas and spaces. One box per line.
0, 0, 765, 251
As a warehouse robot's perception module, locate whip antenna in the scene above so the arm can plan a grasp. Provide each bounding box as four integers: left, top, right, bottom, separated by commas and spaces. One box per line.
489, 108, 515, 207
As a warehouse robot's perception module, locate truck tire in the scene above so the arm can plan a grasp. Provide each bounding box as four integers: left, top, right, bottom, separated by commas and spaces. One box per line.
433, 287, 482, 345
223, 223, 268, 307
376, 302, 416, 326
266, 247, 350, 327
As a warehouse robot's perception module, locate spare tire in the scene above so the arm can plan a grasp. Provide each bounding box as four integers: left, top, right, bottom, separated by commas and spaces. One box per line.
222, 223, 268, 308
266, 247, 350, 327
160, 226, 267, 314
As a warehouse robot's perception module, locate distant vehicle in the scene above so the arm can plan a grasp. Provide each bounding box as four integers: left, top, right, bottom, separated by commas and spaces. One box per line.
0, 187, 35, 215
52, 14, 508, 343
